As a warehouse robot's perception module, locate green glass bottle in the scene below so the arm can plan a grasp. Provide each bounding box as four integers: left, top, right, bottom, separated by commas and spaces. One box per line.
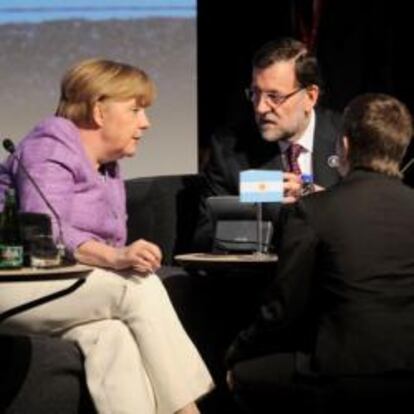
0, 188, 24, 269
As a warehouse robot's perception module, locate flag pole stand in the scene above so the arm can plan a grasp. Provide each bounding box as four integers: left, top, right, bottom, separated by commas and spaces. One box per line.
254, 202, 265, 257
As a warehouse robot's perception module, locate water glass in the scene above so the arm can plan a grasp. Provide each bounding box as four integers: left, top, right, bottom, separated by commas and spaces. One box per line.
30, 234, 62, 268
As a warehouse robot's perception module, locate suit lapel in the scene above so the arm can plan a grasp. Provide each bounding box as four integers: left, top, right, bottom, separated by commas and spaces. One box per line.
312, 110, 341, 188
262, 151, 284, 170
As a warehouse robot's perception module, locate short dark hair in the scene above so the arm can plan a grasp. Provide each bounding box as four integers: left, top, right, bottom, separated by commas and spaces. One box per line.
252, 37, 322, 88
344, 93, 413, 176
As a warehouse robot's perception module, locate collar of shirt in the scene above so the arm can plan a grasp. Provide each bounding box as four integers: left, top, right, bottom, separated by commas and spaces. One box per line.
279, 109, 315, 175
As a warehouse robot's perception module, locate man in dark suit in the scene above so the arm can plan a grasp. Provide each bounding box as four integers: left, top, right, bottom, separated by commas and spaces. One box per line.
194, 37, 343, 250
225, 93, 414, 412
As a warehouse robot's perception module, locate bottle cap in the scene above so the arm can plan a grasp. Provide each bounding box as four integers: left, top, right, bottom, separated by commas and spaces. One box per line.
301, 174, 315, 196
301, 174, 314, 183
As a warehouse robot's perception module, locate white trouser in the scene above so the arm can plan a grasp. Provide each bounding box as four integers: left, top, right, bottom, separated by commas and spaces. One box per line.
0, 269, 214, 414
63, 320, 156, 414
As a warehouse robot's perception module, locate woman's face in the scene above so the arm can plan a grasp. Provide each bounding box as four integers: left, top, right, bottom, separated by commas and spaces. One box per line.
96, 98, 151, 162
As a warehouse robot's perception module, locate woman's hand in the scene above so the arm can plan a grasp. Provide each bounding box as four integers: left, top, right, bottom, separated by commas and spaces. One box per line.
116, 239, 162, 274
75, 238, 162, 274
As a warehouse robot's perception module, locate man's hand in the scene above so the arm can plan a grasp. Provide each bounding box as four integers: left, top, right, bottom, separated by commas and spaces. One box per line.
283, 173, 325, 203
283, 172, 302, 203
313, 183, 325, 192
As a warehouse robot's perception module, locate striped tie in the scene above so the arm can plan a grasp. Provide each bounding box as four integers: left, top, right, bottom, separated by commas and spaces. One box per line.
286, 143, 302, 175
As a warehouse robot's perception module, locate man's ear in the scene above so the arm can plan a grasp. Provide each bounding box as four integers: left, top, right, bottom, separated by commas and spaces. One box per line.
342, 136, 350, 158
92, 101, 105, 128
338, 135, 350, 177
304, 84, 319, 111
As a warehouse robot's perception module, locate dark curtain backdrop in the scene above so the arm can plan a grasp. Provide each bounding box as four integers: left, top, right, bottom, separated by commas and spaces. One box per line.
198, 0, 414, 184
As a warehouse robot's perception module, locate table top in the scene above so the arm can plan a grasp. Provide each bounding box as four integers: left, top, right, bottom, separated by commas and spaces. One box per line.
0, 263, 92, 321
0, 263, 93, 279
174, 252, 278, 270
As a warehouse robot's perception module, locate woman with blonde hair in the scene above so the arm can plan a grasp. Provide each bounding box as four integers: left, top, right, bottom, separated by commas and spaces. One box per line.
0, 58, 213, 414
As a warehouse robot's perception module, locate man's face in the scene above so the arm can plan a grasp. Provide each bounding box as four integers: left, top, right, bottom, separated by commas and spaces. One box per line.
250, 60, 318, 142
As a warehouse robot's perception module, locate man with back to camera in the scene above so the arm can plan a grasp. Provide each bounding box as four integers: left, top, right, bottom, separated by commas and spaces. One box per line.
225, 93, 414, 412
194, 37, 343, 251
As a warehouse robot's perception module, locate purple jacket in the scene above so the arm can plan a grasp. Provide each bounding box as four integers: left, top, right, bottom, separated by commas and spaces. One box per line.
0, 116, 127, 255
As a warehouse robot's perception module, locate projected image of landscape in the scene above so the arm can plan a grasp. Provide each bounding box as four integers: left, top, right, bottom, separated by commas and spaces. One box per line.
0, 0, 197, 178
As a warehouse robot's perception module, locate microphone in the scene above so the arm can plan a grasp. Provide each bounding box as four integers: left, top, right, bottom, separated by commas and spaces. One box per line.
2, 138, 15, 154
400, 158, 414, 175
2, 138, 65, 260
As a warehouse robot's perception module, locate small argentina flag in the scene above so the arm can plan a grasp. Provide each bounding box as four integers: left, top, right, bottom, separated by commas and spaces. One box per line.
239, 170, 283, 203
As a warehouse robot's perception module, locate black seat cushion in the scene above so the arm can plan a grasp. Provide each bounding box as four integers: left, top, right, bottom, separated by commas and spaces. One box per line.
0, 334, 94, 413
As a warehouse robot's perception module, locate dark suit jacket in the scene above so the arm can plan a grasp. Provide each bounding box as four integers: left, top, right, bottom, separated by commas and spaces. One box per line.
226, 169, 414, 375
194, 108, 343, 250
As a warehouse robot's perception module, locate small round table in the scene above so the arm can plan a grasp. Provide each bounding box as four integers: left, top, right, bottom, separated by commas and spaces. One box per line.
174, 252, 278, 271
0, 263, 93, 322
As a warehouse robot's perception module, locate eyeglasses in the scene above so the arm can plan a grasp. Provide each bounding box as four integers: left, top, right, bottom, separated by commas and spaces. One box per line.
244, 87, 304, 106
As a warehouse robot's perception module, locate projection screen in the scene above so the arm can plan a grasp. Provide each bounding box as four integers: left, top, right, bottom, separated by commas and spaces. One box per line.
0, 0, 197, 178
